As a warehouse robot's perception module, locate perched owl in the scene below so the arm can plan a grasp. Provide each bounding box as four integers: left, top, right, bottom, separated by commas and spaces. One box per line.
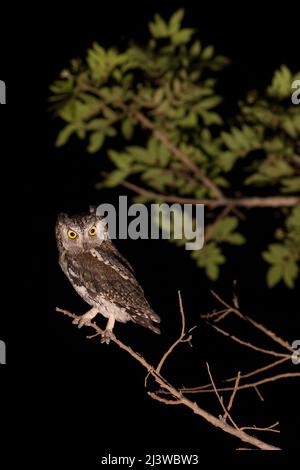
56, 211, 161, 343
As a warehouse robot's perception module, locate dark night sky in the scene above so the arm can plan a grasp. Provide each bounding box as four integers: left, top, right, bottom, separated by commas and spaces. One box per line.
0, 1, 299, 465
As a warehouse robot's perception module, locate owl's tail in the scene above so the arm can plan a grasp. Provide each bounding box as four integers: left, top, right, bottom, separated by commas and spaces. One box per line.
130, 308, 161, 334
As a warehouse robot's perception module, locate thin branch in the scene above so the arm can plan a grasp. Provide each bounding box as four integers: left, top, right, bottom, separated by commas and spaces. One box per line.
55, 307, 280, 450
181, 372, 300, 394
244, 316, 294, 354
240, 422, 280, 434
254, 387, 265, 402
205, 321, 289, 358
147, 392, 181, 405
210, 291, 294, 353
130, 110, 223, 199
206, 363, 239, 429
224, 372, 241, 420
155, 291, 190, 375
189, 357, 289, 392
121, 180, 300, 208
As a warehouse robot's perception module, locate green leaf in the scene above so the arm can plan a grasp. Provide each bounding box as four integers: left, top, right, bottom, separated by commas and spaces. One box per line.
142, 168, 165, 190
190, 40, 201, 57
157, 143, 171, 167
55, 124, 77, 147
221, 131, 239, 151
149, 14, 169, 38
206, 263, 219, 281
267, 264, 283, 287
86, 119, 107, 131
121, 118, 134, 140
171, 28, 194, 45
281, 116, 297, 138
106, 127, 117, 137
218, 151, 238, 172
267, 65, 292, 99
227, 233, 246, 245
168, 9, 185, 34
201, 111, 223, 126
127, 145, 156, 163
153, 88, 164, 105
201, 45, 214, 60
192, 243, 226, 279
104, 169, 129, 187
87, 131, 105, 153
286, 206, 300, 229
281, 177, 300, 193
179, 112, 198, 128
213, 217, 238, 237
108, 150, 132, 169
283, 262, 298, 288
57, 100, 77, 122
262, 244, 290, 263
197, 96, 222, 110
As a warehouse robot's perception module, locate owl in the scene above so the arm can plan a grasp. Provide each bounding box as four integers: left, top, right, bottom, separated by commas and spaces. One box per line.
55, 211, 161, 343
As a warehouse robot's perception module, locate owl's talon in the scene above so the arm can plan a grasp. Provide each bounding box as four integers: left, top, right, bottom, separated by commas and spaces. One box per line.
101, 329, 115, 344
72, 308, 98, 329
72, 317, 91, 328
78, 319, 92, 329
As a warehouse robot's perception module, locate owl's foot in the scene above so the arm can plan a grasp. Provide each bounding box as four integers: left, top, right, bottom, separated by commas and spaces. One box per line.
72, 307, 98, 329
101, 329, 116, 345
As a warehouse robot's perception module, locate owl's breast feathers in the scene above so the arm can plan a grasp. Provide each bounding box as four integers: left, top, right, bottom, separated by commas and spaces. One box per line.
61, 242, 161, 334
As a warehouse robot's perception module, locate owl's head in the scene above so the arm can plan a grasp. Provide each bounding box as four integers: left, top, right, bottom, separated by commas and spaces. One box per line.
56, 212, 108, 253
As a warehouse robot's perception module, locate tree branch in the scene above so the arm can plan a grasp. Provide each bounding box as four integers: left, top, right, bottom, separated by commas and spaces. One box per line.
204, 321, 290, 358
240, 422, 280, 433
130, 109, 223, 199
186, 357, 289, 391
210, 291, 294, 353
181, 372, 300, 394
206, 362, 239, 429
155, 291, 192, 375
55, 307, 280, 450
225, 371, 241, 419
121, 180, 299, 208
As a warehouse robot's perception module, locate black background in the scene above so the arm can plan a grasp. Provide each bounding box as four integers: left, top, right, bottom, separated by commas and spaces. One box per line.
0, 1, 299, 466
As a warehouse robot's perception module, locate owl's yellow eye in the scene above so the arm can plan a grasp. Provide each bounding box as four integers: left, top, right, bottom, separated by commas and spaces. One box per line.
89, 226, 97, 236
67, 230, 78, 239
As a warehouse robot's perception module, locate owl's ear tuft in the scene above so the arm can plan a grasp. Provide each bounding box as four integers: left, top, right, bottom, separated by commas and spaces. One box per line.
89, 205, 97, 214
57, 213, 68, 224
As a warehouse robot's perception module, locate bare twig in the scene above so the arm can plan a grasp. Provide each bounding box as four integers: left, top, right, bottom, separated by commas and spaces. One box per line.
147, 392, 181, 405
55, 307, 280, 450
240, 422, 280, 433
206, 363, 239, 430
210, 291, 294, 353
156, 291, 190, 375
205, 321, 289, 358
187, 357, 289, 392
244, 316, 294, 354
181, 372, 300, 394
254, 387, 265, 402
224, 372, 241, 420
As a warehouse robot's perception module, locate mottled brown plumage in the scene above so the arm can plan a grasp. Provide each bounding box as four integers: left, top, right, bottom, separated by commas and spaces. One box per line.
56, 211, 160, 343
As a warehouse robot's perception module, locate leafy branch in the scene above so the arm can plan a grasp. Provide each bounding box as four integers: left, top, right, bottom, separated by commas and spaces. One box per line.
50, 9, 300, 287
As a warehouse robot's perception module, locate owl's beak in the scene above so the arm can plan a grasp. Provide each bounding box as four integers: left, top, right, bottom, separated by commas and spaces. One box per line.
82, 240, 89, 251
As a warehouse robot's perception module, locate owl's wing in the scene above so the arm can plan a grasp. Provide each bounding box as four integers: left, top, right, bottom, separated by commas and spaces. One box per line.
101, 239, 135, 275
65, 246, 160, 331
